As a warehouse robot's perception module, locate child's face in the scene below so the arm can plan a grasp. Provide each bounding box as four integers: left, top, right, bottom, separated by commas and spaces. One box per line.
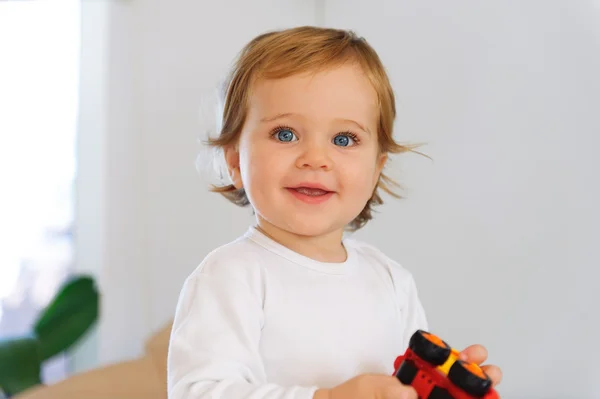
226, 63, 387, 238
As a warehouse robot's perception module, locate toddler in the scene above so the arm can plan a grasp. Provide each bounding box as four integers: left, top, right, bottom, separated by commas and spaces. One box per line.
167, 26, 501, 399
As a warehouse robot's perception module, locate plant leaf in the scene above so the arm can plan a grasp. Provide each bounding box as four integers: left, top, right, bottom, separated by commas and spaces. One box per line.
0, 335, 42, 396
33, 275, 99, 361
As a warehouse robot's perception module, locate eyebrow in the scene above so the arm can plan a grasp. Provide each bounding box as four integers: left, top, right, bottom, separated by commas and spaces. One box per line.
260, 112, 296, 123
260, 112, 371, 134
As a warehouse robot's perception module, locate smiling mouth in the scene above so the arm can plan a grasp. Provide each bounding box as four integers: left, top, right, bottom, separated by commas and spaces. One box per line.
286, 186, 335, 204
291, 187, 332, 196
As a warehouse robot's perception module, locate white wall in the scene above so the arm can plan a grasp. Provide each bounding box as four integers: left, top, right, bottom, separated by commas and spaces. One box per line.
325, 1, 600, 399
75, 1, 599, 398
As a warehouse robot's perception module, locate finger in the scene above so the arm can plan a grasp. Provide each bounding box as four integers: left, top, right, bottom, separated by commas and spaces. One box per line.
459, 344, 488, 364
481, 364, 503, 387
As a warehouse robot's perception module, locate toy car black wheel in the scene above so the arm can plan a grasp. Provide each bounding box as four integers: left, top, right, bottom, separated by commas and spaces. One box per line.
448, 359, 492, 397
408, 330, 451, 366
395, 359, 418, 385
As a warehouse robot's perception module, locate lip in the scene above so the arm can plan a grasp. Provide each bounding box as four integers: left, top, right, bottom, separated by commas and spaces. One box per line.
288, 182, 333, 192
285, 182, 336, 205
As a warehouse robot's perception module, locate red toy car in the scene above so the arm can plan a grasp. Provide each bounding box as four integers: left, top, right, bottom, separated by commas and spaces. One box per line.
393, 330, 499, 399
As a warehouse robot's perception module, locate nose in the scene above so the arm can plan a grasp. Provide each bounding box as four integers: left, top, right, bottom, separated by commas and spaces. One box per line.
295, 140, 332, 171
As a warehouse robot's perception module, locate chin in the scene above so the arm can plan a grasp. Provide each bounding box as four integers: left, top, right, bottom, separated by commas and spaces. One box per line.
252, 197, 361, 238
281, 216, 345, 237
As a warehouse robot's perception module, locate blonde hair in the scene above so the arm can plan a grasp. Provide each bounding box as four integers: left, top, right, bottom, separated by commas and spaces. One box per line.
208, 26, 421, 231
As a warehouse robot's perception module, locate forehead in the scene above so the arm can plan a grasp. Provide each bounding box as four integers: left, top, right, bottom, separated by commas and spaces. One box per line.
247, 64, 379, 125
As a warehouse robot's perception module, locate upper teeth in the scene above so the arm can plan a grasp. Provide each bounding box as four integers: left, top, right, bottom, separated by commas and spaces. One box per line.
296, 187, 327, 196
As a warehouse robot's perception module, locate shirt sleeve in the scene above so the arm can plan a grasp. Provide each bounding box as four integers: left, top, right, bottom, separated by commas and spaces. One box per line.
167, 267, 319, 399
401, 273, 429, 349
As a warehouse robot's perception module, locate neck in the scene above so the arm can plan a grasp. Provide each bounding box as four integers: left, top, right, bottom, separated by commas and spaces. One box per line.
255, 218, 347, 263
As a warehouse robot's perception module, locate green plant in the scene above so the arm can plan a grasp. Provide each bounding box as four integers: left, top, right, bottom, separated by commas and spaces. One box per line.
0, 275, 99, 397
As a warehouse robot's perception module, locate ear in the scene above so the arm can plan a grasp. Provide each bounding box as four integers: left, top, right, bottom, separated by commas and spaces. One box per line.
376, 152, 388, 173
224, 145, 243, 189
373, 152, 388, 187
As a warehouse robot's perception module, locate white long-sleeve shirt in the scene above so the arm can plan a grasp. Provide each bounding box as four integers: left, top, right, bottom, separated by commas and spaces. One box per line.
167, 226, 428, 399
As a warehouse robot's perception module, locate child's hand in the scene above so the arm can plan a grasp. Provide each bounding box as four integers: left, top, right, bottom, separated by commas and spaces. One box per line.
313, 374, 417, 399
459, 344, 503, 387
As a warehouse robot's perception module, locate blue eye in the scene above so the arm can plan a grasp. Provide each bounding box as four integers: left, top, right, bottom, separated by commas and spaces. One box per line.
276, 129, 297, 142
333, 134, 355, 147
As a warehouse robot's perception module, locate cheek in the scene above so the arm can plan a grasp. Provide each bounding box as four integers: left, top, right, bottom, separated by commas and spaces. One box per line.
240, 144, 287, 188
340, 159, 379, 199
